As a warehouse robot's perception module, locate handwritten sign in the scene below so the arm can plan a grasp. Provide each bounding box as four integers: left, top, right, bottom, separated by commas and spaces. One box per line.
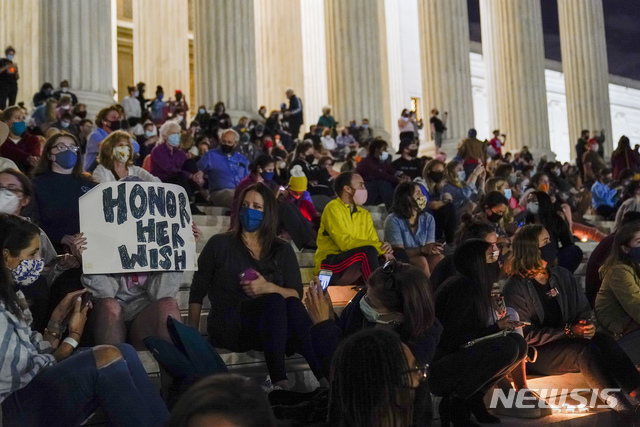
80, 182, 197, 274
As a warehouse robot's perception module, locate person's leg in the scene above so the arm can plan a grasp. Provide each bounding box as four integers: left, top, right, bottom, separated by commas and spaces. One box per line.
0, 85, 7, 110
589, 332, 640, 393
89, 298, 127, 345
8, 85, 17, 106
364, 180, 382, 206
128, 297, 181, 350
379, 180, 396, 211
209, 189, 234, 208
409, 254, 431, 277
277, 202, 317, 249
426, 253, 444, 277
321, 245, 380, 285
616, 330, 640, 366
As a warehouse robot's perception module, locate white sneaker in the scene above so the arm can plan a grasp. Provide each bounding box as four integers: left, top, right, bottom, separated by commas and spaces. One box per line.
261, 377, 283, 393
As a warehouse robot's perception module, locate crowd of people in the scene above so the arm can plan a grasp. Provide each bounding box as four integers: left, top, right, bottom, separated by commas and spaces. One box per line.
2, 43, 640, 426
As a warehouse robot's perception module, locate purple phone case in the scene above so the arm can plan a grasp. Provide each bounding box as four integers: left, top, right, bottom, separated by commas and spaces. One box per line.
240, 268, 259, 281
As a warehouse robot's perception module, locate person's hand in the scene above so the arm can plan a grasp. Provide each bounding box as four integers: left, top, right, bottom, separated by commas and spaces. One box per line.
67, 293, 91, 339
192, 223, 202, 243
380, 242, 394, 254
27, 156, 39, 167
382, 252, 395, 262
571, 320, 596, 339
303, 279, 334, 325
56, 254, 80, 270
191, 171, 205, 186
284, 111, 291, 118
496, 315, 523, 331
51, 288, 88, 324
422, 242, 444, 256
145, 136, 159, 146
441, 193, 453, 204
399, 174, 411, 184
472, 164, 485, 177
241, 272, 274, 298
71, 232, 87, 258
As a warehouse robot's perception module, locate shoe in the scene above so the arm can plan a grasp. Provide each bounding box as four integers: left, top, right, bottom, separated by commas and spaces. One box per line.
492, 389, 553, 419
450, 396, 481, 427
468, 392, 501, 423
261, 377, 283, 393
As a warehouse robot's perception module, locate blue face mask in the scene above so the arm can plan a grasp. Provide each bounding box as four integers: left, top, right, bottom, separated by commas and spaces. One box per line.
261, 171, 274, 181
380, 151, 389, 162
11, 121, 26, 136
7, 54, 14, 61
457, 170, 466, 181
199, 108, 205, 114
239, 207, 264, 232
504, 189, 512, 200
54, 150, 77, 169
60, 121, 70, 129
145, 130, 155, 138
168, 133, 181, 147
157, 94, 164, 100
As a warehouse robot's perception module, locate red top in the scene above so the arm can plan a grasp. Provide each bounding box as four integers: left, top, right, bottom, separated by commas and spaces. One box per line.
0, 133, 41, 172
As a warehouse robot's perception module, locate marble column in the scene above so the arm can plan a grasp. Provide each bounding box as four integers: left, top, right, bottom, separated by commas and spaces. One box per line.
325, 0, 390, 140
301, 0, 329, 130
39, 0, 115, 117
384, 0, 405, 149
479, 0, 552, 158
193, 0, 257, 121
558, 0, 612, 158
417, 0, 474, 155
0, 0, 40, 107
133, 0, 190, 108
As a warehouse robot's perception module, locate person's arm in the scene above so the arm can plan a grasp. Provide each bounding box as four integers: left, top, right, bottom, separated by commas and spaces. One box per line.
383, 215, 405, 249
133, 166, 161, 182
278, 244, 305, 298
290, 97, 303, 116
92, 165, 109, 183
406, 318, 442, 363
152, 148, 183, 177
604, 266, 640, 325
323, 204, 383, 253
188, 237, 216, 328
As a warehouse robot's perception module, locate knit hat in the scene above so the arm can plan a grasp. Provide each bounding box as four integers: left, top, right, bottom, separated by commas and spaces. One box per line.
289, 165, 308, 192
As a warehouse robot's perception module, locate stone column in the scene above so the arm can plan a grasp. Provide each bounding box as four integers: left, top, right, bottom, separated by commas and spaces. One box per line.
133, 0, 190, 108
39, 0, 115, 117
558, 0, 612, 158
417, 0, 474, 156
325, 0, 390, 140
193, 0, 257, 121
0, 0, 40, 107
301, 0, 329, 130
479, 0, 552, 159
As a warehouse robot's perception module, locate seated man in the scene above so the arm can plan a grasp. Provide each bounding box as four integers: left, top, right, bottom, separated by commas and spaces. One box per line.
356, 139, 402, 210
197, 128, 249, 207
392, 139, 424, 180
315, 171, 394, 286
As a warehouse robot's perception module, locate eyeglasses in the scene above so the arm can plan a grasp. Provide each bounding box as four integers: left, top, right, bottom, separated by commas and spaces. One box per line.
0, 186, 23, 196
53, 144, 79, 153
404, 363, 430, 383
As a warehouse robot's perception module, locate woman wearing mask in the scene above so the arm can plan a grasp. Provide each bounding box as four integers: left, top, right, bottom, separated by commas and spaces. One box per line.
384, 182, 443, 277
432, 239, 528, 426
289, 140, 334, 203
504, 224, 640, 420
475, 191, 510, 238
442, 160, 483, 217
0, 215, 169, 426
149, 86, 168, 125
524, 191, 583, 273
356, 139, 401, 210
486, 176, 520, 215
93, 130, 160, 183
611, 136, 640, 179
417, 159, 457, 244
188, 183, 327, 391
596, 222, 640, 364
0, 106, 41, 174
305, 261, 442, 425
231, 155, 277, 224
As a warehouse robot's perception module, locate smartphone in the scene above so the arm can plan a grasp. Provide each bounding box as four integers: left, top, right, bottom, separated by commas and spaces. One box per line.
520, 321, 531, 326
239, 268, 259, 282
492, 294, 506, 316
81, 292, 92, 308
318, 269, 333, 290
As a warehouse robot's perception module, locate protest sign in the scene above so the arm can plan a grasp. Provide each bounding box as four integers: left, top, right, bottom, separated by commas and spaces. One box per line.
79, 182, 197, 274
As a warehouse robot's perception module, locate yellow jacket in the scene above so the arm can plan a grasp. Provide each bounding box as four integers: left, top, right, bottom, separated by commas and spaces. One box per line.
596, 263, 640, 337
314, 199, 383, 274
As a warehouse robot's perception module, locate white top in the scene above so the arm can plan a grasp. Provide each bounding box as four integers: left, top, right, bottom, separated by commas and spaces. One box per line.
122, 95, 142, 119
93, 164, 161, 183
321, 135, 337, 151
0, 157, 18, 172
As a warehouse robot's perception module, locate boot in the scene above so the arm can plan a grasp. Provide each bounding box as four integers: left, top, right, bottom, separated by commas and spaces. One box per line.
468, 392, 501, 423
450, 396, 481, 427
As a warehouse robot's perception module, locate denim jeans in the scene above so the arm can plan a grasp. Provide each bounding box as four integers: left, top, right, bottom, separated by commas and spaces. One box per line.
2, 343, 168, 427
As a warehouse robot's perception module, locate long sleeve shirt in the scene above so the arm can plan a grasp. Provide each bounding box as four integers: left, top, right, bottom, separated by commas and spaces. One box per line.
122, 95, 142, 119
150, 142, 188, 182
596, 264, 640, 337
591, 181, 618, 209
93, 164, 161, 183
0, 133, 41, 173
197, 148, 249, 192
84, 128, 108, 171
314, 198, 384, 273
356, 156, 398, 184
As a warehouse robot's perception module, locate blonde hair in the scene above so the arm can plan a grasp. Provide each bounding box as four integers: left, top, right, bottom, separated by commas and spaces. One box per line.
444, 160, 464, 189
504, 224, 547, 278
98, 130, 134, 170
485, 176, 507, 193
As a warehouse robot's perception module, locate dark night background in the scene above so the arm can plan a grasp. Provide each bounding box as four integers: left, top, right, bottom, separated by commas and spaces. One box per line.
467, 0, 640, 80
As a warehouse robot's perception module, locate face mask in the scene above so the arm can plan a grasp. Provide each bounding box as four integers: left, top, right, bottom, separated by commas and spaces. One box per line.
362, 124, 368, 129
11, 258, 45, 286
457, 170, 466, 181
415, 196, 427, 211
628, 247, 640, 264
261, 171, 274, 181
491, 250, 500, 262
428, 171, 444, 183
291, 192, 303, 200
527, 202, 539, 215
239, 206, 264, 232
380, 151, 389, 162
221, 145, 234, 154
11, 121, 26, 136
503, 189, 512, 200
54, 150, 77, 169
76, 110, 87, 119
279, 161, 287, 170
7, 54, 14, 61
487, 211, 503, 223
133, 91, 139, 97
408, 149, 418, 158
538, 183, 550, 193
113, 146, 131, 163
359, 296, 399, 325
353, 188, 368, 206
199, 108, 205, 114
177, 115, 184, 122
158, 94, 164, 100
61, 87, 69, 93
145, 130, 155, 138
305, 154, 315, 163
539, 241, 558, 265
108, 120, 122, 131
0, 188, 20, 214
168, 133, 181, 147
554, 169, 561, 177
60, 121, 70, 129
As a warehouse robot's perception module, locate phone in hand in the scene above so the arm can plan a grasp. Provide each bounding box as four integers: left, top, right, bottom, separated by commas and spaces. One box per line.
318, 269, 333, 291
81, 292, 92, 308
239, 268, 259, 282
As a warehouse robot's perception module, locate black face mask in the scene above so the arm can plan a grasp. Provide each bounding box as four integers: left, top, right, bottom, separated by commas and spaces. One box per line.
109, 120, 121, 131
428, 171, 443, 183
409, 149, 418, 158
220, 145, 234, 154
487, 261, 501, 285
487, 212, 503, 223
305, 154, 315, 163
540, 241, 558, 265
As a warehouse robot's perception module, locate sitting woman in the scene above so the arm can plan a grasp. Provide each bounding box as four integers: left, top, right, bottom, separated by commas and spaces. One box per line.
417, 159, 457, 245
289, 139, 334, 203
384, 182, 444, 277
327, 329, 425, 427
596, 222, 640, 364
188, 183, 326, 390
475, 191, 510, 238
504, 224, 640, 418
0, 214, 168, 426
432, 239, 528, 426
524, 191, 583, 273
93, 130, 160, 183
305, 261, 442, 425
442, 160, 483, 217
486, 175, 520, 217
231, 154, 277, 224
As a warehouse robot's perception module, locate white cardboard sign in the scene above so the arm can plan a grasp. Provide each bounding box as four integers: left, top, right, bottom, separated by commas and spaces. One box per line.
79, 182, 197, 274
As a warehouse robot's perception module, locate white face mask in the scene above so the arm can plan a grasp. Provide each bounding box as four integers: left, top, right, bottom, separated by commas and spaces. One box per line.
527, 202, 539, 215
112, 146, 131, 163
0, 188, 21, 214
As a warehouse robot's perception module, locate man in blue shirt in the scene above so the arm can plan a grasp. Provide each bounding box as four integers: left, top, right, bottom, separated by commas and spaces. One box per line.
85, 106, 121, 171
197, 128, 249, 207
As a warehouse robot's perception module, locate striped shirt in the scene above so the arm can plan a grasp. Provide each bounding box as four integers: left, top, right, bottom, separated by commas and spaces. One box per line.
0, 291, 55, 403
